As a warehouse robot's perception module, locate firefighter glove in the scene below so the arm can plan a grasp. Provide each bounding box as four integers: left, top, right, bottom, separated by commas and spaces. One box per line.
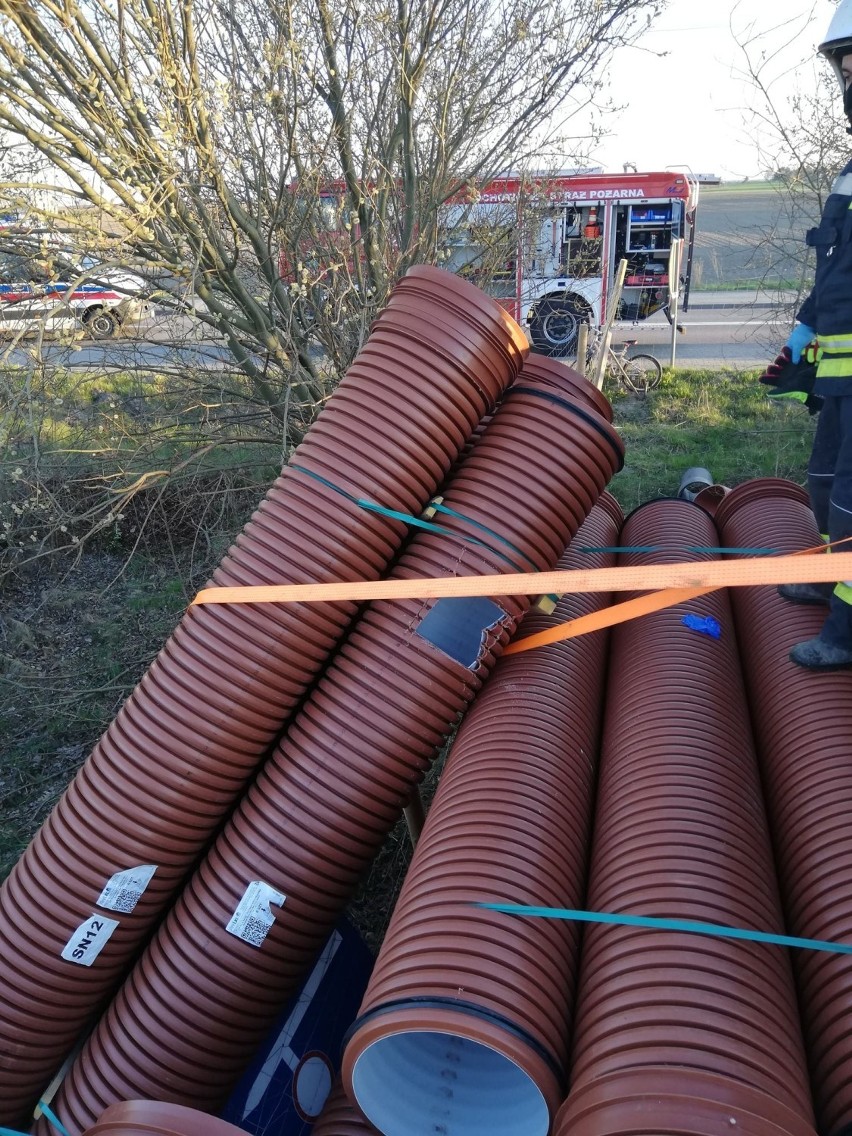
785, 322, 816, 363
759, 344, 823, 415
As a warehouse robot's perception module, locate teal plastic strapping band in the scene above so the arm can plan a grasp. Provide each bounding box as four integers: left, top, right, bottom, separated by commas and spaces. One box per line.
1, 1103, 75, 1136
354, 497, 525, 571
38, 1103, 72, 1136
475, 904, 852, 955
290, 463, 359, 503
430, 501, 540, 572
579, 546, 781, 556
290, 463, 532, 573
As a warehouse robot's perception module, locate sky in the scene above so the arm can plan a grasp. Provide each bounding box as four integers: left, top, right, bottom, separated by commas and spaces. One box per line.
588, 0, 840, 180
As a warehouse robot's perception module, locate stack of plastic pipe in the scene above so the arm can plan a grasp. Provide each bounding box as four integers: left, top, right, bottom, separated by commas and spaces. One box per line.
0, 267, 528, 1128
40, 364, 624, 1134
717, 478, 852, 1136
554, 499, 817, 1136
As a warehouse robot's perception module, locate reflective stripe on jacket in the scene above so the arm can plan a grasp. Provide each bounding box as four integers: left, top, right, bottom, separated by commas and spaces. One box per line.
798, 160, 852, 393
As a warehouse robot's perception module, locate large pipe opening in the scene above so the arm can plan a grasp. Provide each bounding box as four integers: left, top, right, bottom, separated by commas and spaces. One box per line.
351, 1030, 550, 1136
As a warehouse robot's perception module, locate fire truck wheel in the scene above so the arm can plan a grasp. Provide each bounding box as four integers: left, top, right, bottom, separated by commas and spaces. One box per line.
84, 307, 120, 340
529, 296, 589, 357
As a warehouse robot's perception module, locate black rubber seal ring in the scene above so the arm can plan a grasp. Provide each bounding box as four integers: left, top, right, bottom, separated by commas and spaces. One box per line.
342, 994, 566, 1089
506, 384, 624, 472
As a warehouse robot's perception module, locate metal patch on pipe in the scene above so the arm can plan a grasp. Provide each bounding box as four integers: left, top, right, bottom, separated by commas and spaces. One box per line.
415, 596, 509, 669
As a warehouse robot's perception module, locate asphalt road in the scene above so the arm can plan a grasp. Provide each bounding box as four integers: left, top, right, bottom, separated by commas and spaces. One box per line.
0, 290, 795, 371
611, 288, 794, 369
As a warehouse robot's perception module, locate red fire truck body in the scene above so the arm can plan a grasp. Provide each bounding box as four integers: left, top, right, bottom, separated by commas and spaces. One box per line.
441, 170, 699, 355
280, 170, 699, 356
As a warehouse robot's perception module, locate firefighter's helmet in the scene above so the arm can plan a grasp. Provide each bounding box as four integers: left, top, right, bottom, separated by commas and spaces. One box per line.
820, 0, 852, 91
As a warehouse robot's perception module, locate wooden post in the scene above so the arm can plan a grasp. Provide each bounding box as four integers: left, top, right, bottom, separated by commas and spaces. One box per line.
575, 322, 589, 377
592, 329, 612, 391
590, 258, 628, 391
668, 238, 684, 368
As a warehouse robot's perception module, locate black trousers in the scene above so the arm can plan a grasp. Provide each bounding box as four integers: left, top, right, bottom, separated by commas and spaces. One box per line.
807, 394, 852, 645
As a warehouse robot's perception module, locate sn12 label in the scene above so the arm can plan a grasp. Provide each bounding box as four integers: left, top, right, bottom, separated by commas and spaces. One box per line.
61, 914, 120, 966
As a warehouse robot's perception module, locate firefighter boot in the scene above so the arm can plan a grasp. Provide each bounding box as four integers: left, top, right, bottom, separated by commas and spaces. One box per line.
778, 582, 833, 605
790, 592, 852, 671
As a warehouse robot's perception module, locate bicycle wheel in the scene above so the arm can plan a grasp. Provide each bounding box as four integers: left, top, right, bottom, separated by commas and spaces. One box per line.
622, 353, 663, 393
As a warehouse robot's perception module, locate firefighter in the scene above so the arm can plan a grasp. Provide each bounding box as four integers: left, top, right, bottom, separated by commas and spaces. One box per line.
760, 0, 852, 670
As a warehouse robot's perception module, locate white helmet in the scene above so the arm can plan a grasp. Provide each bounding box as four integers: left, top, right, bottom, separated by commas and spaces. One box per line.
820, 0, 852, 91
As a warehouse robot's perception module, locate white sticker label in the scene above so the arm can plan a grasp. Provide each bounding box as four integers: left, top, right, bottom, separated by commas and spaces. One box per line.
96, 864, 157, 913
226, 880, 285, 948
61, 915, 120, 966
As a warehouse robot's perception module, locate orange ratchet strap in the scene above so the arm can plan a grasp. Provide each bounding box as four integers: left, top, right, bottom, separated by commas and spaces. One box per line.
503, 586, 713, 655
193, 546, 852, 627
504, 536, 841, 655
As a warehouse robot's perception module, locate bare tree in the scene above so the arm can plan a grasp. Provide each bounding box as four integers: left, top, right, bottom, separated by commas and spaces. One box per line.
0, 0, 663, 429
732, 6, 848, 326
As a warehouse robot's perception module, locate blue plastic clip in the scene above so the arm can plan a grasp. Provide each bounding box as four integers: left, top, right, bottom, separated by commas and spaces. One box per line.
681, 614, 722, 639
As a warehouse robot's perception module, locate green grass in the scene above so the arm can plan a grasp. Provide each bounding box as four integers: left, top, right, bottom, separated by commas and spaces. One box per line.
704, 181, 786, 193
0, 554, 195, 878
603, 367, 814, 512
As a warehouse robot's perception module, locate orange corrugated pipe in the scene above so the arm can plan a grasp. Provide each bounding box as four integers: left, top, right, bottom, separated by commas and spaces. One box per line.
342, 497, 621, 1136
40, 368, 624, 1134
717, 478, 852, 1136
0, 267, 528, 1127
555, 498, 816, 1136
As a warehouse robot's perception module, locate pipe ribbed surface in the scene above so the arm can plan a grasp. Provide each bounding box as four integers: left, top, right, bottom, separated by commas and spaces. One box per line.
718, 478, 852, 1136
448, 355, 610, 481
340, 498, 621, 1136
82, 1100, 247, 1136
0, 268, 527, 1126
310, 1082, 379, 1135
43, 373, 624, 1134
515, 355, 614, 423
554, 498, 816, 1136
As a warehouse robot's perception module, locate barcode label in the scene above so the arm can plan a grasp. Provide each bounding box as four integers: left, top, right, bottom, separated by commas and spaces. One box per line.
97, 865, 157, 913
240, 916, 272, 947
226, 881, 285, 948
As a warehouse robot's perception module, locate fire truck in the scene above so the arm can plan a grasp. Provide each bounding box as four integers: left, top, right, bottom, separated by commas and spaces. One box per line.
279, 169, 699, 357
440, 170, 699, 355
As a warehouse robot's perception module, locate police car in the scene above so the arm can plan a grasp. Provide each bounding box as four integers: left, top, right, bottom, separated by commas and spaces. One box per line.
0, 251, 146, 339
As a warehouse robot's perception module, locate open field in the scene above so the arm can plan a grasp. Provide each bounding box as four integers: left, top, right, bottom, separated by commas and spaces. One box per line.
691, 183, 815, 292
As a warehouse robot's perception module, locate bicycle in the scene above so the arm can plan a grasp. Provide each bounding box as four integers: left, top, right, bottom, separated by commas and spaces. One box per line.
585, 331, 663, 393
